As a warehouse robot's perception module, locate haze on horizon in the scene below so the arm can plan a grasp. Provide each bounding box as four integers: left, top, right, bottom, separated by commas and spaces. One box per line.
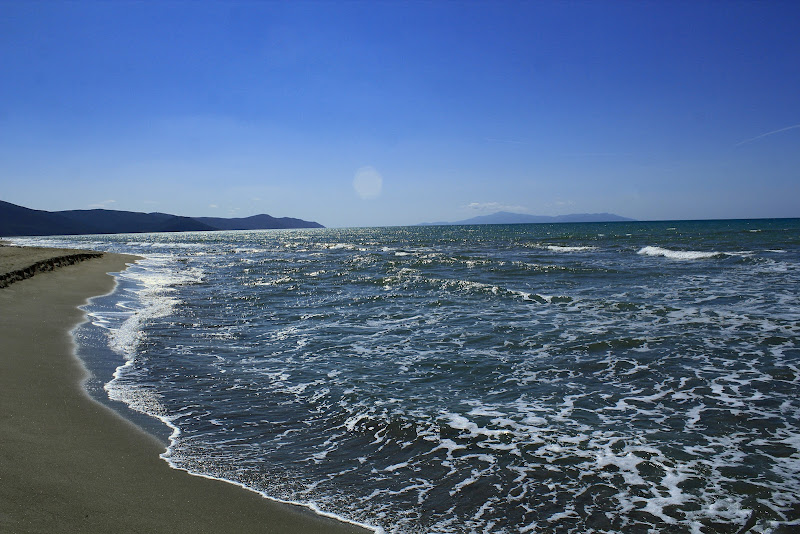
1, 1, 798, 228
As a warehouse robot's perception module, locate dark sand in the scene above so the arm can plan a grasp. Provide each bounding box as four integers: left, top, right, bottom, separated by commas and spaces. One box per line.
0, 247, 370, 533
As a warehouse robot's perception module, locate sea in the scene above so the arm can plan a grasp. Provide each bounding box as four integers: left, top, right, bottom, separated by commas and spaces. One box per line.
10, 219, 800, 534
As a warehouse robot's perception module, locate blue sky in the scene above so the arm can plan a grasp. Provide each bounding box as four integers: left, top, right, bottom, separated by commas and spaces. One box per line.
1, 1, 798, 227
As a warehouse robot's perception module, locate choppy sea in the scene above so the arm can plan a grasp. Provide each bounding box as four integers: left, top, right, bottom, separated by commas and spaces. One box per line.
11, 219, 800, 533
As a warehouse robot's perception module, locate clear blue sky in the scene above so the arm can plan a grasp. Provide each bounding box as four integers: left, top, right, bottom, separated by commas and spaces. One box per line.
1, 1, 798, 227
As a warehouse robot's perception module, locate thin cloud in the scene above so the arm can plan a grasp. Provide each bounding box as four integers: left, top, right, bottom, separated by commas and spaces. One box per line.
465, 202, 528, 213
735, 123, 800, 146
88, 199, 116, 209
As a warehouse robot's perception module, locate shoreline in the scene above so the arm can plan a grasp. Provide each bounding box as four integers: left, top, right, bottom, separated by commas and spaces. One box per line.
0, 248, 370, 533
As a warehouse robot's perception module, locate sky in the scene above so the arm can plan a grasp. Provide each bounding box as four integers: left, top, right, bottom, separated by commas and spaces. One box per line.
1, 1, 799, 228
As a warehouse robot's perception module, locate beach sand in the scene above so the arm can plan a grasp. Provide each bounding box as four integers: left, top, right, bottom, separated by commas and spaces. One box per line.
0, 247, 369, 533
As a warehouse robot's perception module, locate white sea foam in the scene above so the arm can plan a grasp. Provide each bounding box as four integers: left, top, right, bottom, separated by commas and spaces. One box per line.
685, 405, 704, 429
385, 462, 409, 472
326, 243, 358, 250
638, 246, 723, 260
546, 245, 597, 252
100, 255, 205, 420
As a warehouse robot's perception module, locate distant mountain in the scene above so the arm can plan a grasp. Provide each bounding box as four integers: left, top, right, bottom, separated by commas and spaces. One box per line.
55, 209, 218, 234
0, 201, 94, 237
194, 214, 323, 231
0, 200, 324, 237
420, 211, 635, 226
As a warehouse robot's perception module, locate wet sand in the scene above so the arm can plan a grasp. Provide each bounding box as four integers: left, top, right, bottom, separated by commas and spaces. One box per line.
0, 247, 369, 533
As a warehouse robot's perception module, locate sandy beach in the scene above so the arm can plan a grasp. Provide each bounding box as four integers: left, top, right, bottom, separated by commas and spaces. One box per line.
0, 246, 369, 533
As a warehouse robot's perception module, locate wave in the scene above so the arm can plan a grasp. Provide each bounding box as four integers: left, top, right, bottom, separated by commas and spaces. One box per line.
546, 245, 597, 252
103, 255, 205, 421
638, 246, 723, 260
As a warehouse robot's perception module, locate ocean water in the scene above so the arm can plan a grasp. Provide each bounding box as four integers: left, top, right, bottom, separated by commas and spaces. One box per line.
12, 219, 800, 533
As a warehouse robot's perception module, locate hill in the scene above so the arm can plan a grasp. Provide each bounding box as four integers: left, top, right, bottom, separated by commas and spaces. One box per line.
0, 200, 324, 237
420, 211, 635, 226
194, 214, 323, 231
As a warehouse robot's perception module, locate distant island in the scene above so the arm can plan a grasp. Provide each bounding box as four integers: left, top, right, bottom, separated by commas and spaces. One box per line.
419, 211, 635, 226
0, 200, 324, 237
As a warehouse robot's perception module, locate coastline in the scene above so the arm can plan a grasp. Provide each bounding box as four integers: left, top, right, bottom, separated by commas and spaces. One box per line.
0, 248, 370, 533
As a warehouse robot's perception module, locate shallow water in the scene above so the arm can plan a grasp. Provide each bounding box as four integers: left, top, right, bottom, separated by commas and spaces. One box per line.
15, 219, 800, 533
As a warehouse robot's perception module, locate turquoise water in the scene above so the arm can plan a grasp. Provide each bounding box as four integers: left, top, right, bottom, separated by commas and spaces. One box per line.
14, 219, 800, 533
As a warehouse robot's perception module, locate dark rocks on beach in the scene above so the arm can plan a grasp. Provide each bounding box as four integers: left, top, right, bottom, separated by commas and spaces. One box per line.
0, 251, 103, 288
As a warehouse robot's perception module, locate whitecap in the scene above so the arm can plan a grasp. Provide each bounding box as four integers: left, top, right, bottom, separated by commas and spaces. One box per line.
638, 246, 722, 260
546, 245, 597, 252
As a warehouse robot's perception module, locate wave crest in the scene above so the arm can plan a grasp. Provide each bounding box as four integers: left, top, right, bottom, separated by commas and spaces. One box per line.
638, 246, 722, 260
